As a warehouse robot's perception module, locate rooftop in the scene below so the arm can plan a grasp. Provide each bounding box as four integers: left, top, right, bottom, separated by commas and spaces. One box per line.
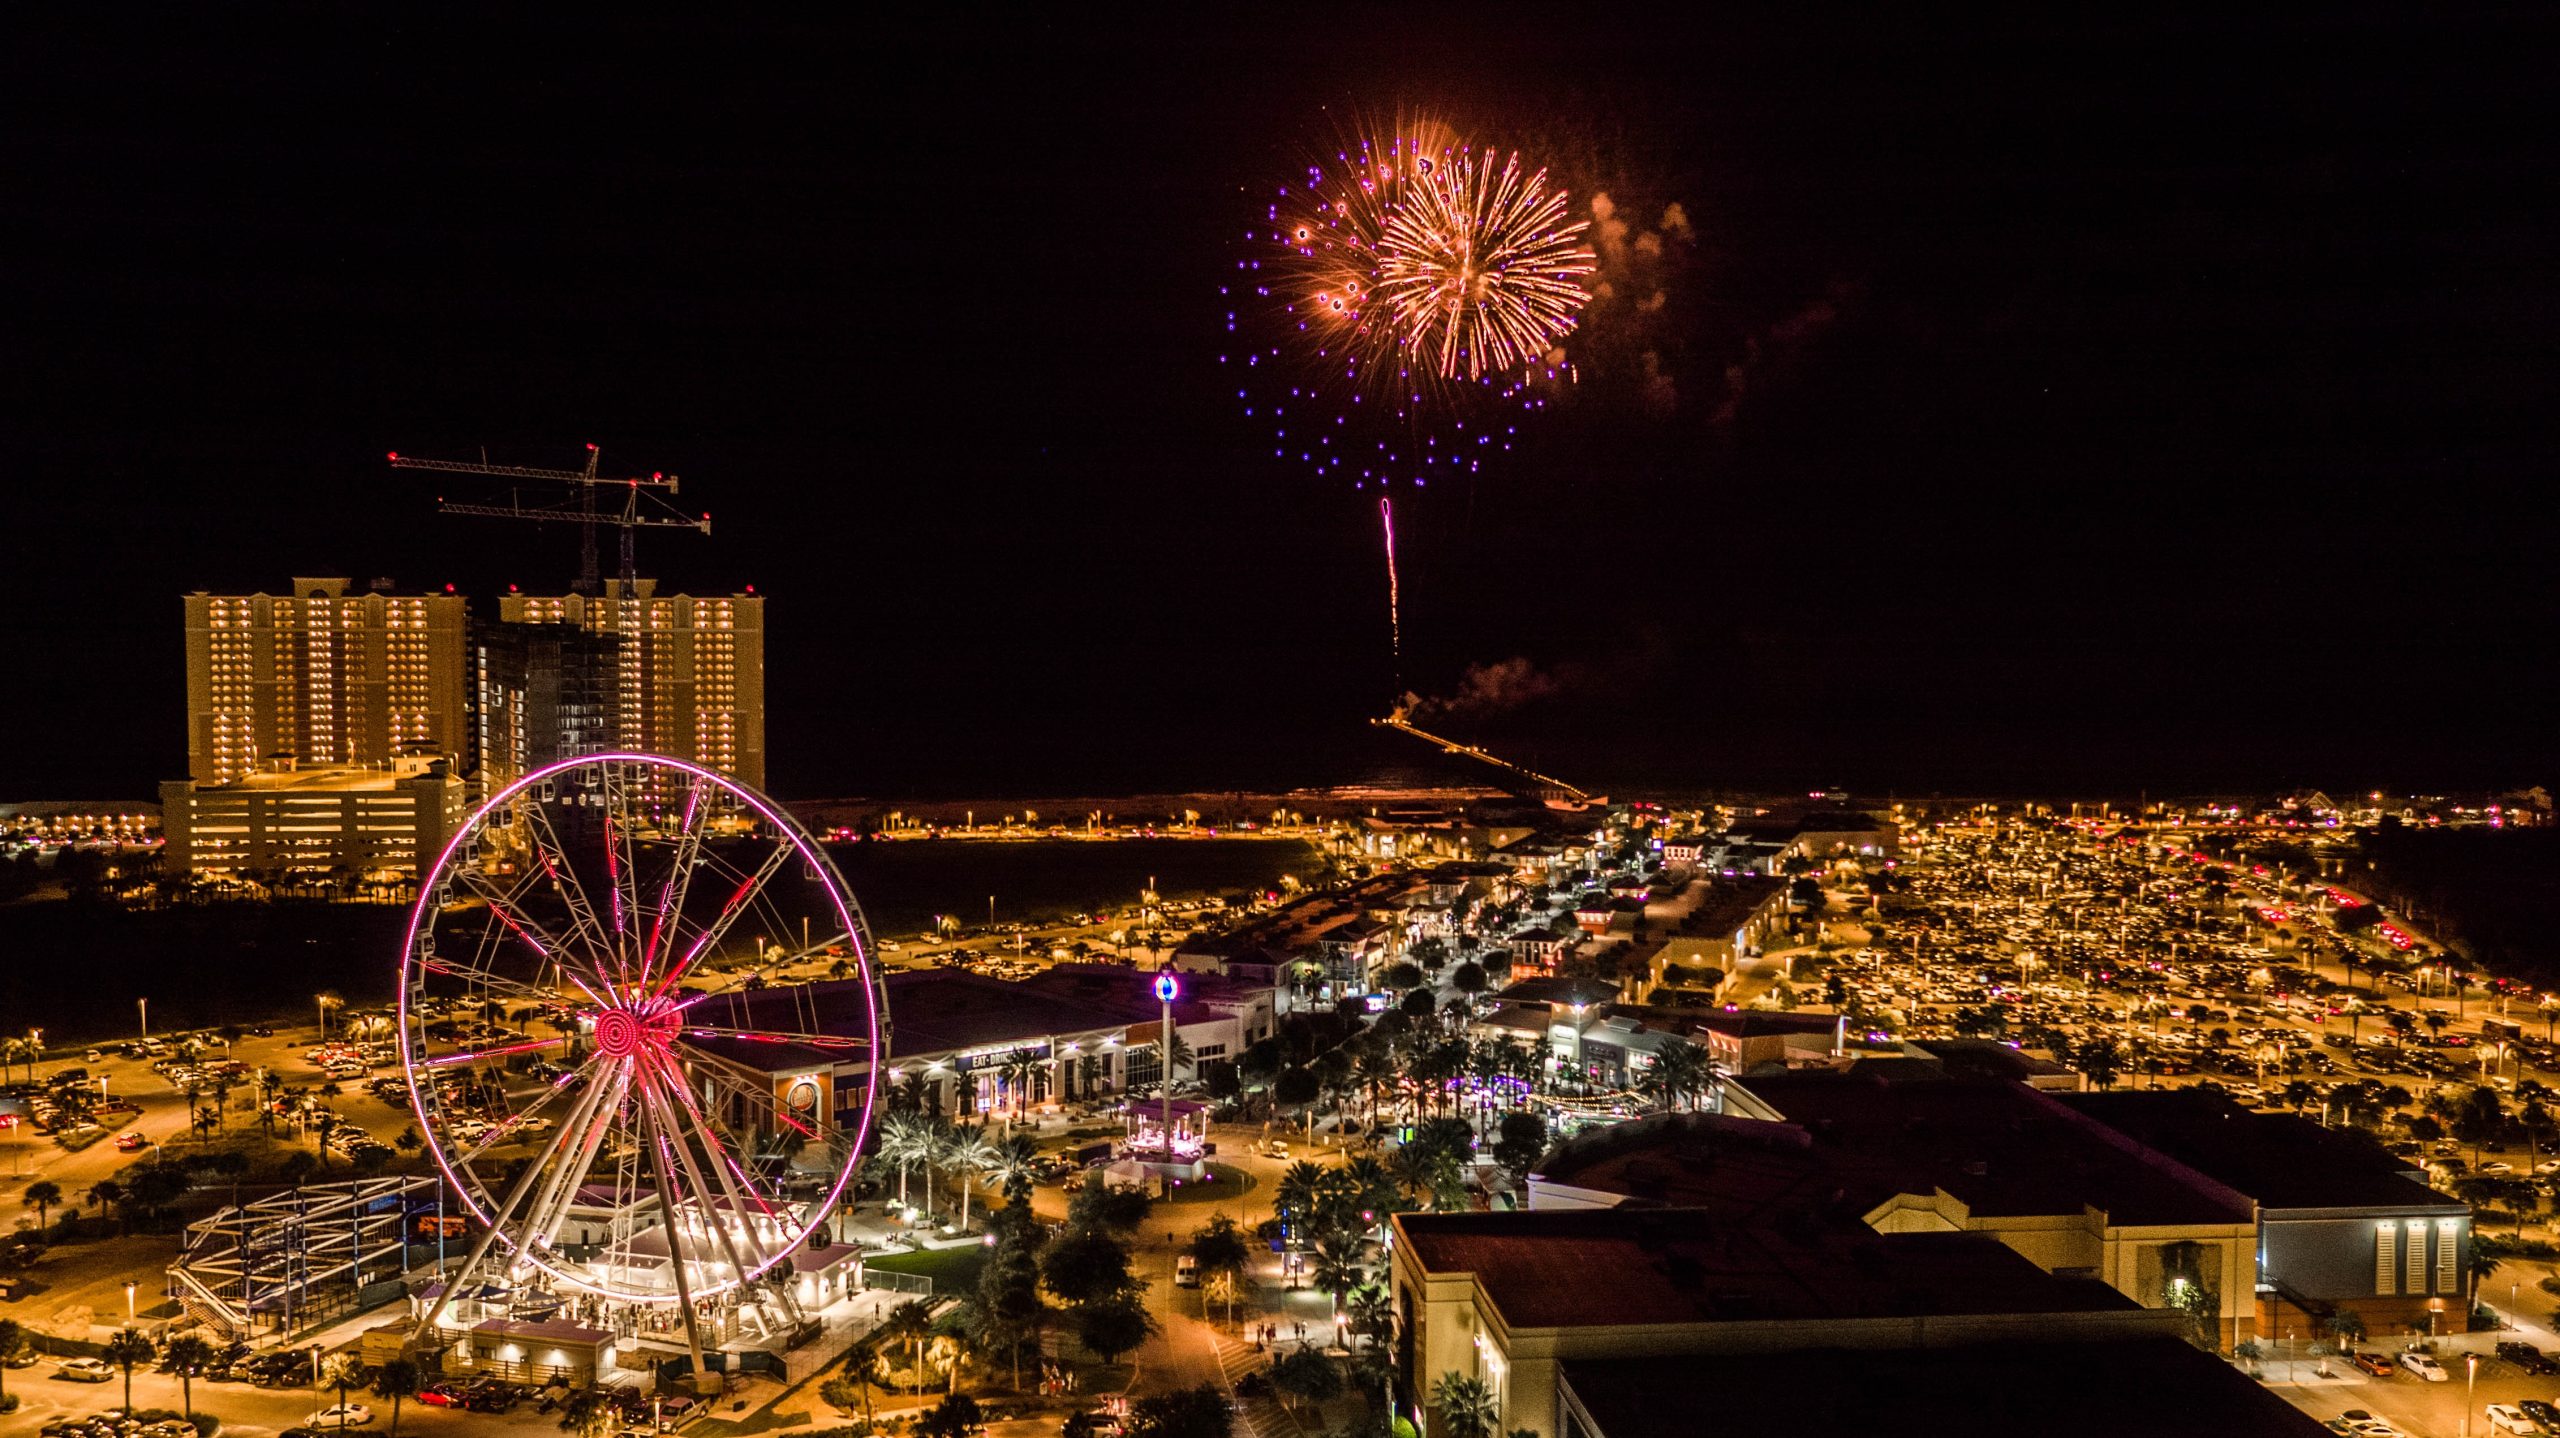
1394, 1208, 2135, 1330
1537, 1074, 2253, 1230
2061, 1088, 2463, 1212
1735, 1071, 2255, 1226
1492, 976, 1621, 1010
680, 965, 1242, 1074
1560, 1337, 2328, 1438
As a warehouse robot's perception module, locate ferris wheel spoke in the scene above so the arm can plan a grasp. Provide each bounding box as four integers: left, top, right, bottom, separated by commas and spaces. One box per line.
599, 764, 655, 988
450, 866, 610, 996
446, 1059, 602, 1168
515, 1063, 633, 1268
690, 1058, 858, 1163
638, 773, 715, 991
637, 1062, 777, 1291
653, 1052, 796, 1239
414, 955, 574, 1010
651, 841, 794, 998
416, 1034, 568, 1071
678, 1025, 870, 1050
521, 796, 618, 977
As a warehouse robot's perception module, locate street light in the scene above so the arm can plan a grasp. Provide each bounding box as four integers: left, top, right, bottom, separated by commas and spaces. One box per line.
136, 997, 147, 1040
124, 1280, 136, 1321
2464, 1350, 2478, 1437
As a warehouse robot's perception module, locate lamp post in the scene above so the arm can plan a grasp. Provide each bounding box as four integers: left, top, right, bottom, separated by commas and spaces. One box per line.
125, 1280, 137, 1321
2462, 1350, 2478, 1437
1155, 969, 1179, 1166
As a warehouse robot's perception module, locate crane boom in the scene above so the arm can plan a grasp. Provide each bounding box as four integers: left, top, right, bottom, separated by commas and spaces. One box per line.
391, 443, 710, 592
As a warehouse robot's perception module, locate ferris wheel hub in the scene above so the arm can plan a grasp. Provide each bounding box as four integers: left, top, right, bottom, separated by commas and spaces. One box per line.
592, 1003, 679, 1059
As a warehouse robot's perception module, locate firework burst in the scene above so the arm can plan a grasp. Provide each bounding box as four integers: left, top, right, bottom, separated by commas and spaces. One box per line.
1378, 149, 1594, 380
1224, 116, 1592, 492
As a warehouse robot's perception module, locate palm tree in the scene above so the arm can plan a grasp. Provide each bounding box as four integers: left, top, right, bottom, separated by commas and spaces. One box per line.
945, 1127, 997, 1231
104, 1328, 153, 1414
1309, 1231, 1367, 1344
1643, 1039, 1711, 1113
372, 1355, 423, 1435
984, 1134, 1041, 1206
1432, 1371, 1501, 1438
882, 1298, 938, 1393
316, 990, 344, 1041
22, 1180, 61, 1229
321, 1354, 364, 1432
878, 1112, 927, 1209
162, 1334, 215, 1421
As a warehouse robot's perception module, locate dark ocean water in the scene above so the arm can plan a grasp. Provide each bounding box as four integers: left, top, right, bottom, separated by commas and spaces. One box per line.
0, 839, 1322, 1044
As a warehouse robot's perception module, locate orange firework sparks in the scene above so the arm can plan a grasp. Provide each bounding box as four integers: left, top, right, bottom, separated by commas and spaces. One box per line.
1377, 149, 1595, 380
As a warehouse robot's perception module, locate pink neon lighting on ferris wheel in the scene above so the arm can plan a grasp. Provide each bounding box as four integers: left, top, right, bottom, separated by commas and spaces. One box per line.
393, 750, 884, 1305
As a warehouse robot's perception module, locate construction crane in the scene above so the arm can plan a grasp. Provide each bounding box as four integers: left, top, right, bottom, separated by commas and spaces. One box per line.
389, 443, 710, 593
1373, 705, 1599, 808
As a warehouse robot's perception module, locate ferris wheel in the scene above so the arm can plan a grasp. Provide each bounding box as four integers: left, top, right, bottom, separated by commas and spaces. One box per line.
397, 752, 882, 1364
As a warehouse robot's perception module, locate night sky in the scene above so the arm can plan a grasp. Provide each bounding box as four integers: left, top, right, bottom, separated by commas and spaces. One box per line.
7, 6, 2554, 801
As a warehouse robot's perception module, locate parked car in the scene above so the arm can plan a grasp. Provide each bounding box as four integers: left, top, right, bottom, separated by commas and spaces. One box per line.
305, 1403, 375, 1427
52, 1357, 115, 1382
2398, 1350, 2449, 1381
2520, 1399, 2560, 1428
2484, 1404, 2538, 1435
2349, 1351, 2396, 1377
2498, 1341, 2560, 1375
2325, 1413, 2400, 1438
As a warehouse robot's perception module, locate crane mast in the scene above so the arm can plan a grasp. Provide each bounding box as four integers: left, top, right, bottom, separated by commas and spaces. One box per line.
389, 443, 710, 592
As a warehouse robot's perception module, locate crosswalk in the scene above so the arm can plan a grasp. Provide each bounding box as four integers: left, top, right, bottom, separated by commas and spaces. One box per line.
1206, 1327, 1289, 1438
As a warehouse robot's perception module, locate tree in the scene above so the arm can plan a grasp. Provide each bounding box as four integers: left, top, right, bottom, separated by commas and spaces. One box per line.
820, 1373, 867, 1423
1310, 1231, 1368, 1338
1642, 1039, 1711, 1113
880, 1298, 938, 1393
2455, 1084, 2509, 1165
1450, 961, 1487, 996
557, 1388, 619, 1438
1270, 1345, 1343, 1410
944, 1127, 997, 1231
917, 1392, 984, 1438
164, 1334, 216, 1420
1042, 1227, 1136, 1306
1189, 1213, 1254, 1282
21, 1181, 60, 1230
1075, 1289, 1157, 1365
1381, 961, 1424, 992
1127, 1383, 1235, 1438
1492, 1111, 1550, 1186
1433, 1371, 1502, 1438
104, 1327, 153, 1414
984, 1133, 1042, 1205
2071, 1035, 2125, 1091
371, 1354, 422, 1435
0, 1320, 23, 1408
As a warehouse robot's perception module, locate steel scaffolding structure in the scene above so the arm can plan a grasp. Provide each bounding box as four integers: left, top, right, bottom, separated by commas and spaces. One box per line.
170, 1176, 443, 1342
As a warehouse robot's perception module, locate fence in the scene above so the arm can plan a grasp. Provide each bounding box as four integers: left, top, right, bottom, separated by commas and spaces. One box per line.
857, 1269, 933, 1297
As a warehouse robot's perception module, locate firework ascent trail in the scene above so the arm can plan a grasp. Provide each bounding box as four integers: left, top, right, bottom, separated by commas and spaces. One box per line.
1379, 495, 1403, 683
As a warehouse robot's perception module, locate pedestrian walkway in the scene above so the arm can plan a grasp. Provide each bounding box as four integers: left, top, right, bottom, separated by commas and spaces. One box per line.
1205, 1326, 1280, 1438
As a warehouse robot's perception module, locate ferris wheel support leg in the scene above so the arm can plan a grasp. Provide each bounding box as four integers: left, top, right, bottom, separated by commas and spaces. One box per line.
415, 1106, 582, 1355
643, 1101, 710, 1379
513, 1066, 631, 1265
641, 1071, 802, 1329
